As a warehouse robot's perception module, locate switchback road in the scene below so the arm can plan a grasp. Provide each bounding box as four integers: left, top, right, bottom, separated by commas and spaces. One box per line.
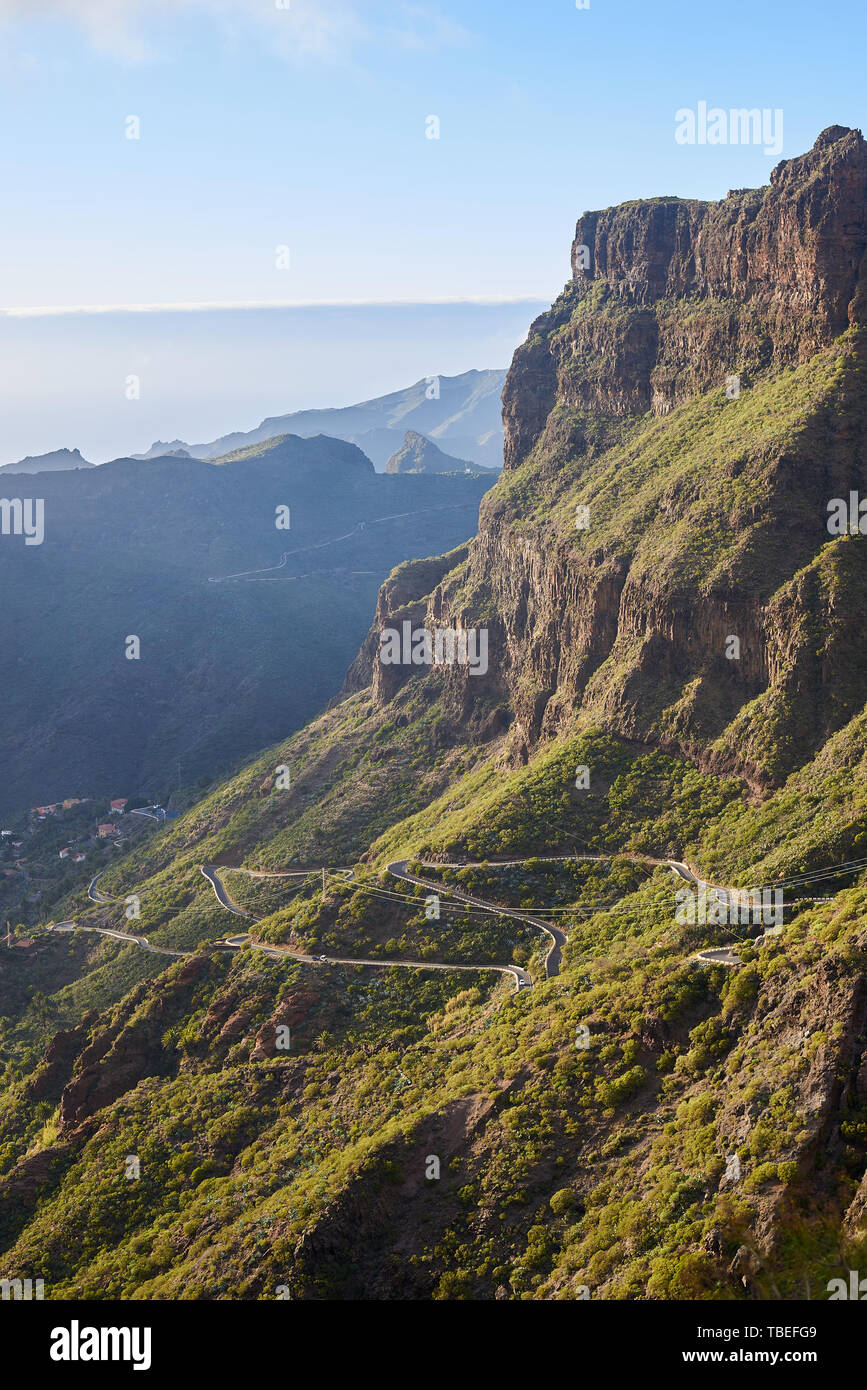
200, 865, 531, 989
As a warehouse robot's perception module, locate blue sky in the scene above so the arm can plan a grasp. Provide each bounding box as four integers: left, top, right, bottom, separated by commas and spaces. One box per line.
2, 0, 863, 309
0, 0, 864, 461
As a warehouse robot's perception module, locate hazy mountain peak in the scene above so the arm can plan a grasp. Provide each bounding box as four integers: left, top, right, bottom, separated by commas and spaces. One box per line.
131, 368, 508, 472
384, 429, 487, 474
0, 446, 93, 475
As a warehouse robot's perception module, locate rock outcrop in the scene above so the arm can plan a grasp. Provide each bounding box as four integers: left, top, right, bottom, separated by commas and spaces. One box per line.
349, 128, 867, 790
503, 126, 867, 468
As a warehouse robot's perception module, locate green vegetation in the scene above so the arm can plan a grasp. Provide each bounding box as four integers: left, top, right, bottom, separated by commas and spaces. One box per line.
3, 157, 867, 1301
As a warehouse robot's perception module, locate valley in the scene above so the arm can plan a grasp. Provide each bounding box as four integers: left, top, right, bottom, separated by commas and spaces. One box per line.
0, 435, 493, 819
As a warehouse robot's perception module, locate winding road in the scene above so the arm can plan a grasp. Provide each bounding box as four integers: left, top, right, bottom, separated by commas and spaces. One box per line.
49, 920, 186, 958
61, 852, 789, 987
387, 856, 794, 971
202, 857, 778, 979
386, 859, 566, 976
87, 871, 113, 904
199, 864, 531, 988
207, 501, 480, 585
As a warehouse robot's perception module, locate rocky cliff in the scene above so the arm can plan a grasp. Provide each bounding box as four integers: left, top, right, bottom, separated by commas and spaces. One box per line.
502, 125, 867, 467
353, 128, 867, 791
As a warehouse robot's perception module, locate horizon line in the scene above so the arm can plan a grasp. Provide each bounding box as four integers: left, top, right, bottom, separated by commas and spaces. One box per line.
0, 295, 551, 319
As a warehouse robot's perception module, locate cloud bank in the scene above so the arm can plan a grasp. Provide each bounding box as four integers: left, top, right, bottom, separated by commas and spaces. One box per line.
1, 295, 542, 317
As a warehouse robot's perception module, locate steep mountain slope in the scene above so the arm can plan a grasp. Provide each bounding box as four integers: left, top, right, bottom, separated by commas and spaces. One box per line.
135, 369, 507, 471
410, 124, 867, 790
0, 434, 492, 817
2, 128, 867, 1304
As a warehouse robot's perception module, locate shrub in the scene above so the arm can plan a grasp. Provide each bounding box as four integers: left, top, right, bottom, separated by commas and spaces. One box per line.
723, 964, 760, 1017
596, 1066, 648, 1108
549, 1188, 575, 1216
744, 1161, 782, 1192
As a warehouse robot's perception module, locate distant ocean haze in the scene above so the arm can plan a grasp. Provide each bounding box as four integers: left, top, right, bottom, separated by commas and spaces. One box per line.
0, 300, 546, 467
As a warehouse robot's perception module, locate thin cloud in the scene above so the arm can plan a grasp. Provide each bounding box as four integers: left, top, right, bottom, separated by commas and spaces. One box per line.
1, 295, 546, 317
0, 1, 467, 62
384, 3, 472, 52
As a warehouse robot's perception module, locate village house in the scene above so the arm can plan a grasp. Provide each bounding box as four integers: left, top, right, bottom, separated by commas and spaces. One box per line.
109, 799, 128, 813
62, 798, 87, 810
97, 824, 116, 838
73, 852, 86, 863
58, 848, 71, 859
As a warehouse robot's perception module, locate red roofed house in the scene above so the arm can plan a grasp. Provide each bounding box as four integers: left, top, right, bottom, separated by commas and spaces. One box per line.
110, 799, 128, 813
97, 824, 116, 838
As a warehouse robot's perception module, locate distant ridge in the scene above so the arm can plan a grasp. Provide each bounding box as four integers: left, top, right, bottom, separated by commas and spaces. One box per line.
133, 368, 507, 471
0, 429, 493, 816
134, 441, 192, 460
0, 446, 93, 475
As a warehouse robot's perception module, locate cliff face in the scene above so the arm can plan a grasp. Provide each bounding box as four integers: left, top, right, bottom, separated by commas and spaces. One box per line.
503, 125, 867, 467
342, 546, 470, 705
355, 128, 867, 789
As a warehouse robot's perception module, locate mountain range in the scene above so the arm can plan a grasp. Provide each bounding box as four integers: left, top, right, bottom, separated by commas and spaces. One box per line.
2, 128, 867, 1303
133, 368, 506, 472
0, 432, 493, 818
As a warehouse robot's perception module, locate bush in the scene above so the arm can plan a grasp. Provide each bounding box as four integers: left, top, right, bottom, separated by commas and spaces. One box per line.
596, 1065, 647, 1108
744, 1161, 782, 1192
723, 964, 760, 1017
549, 1188, 575, 1216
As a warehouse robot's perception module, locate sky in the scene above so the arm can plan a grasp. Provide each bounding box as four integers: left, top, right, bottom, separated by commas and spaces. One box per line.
0, 0, 864, 461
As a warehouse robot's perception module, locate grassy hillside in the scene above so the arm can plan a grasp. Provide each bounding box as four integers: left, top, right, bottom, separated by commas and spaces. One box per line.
2, 650, 866, 1299
3, 132, 867, 1302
